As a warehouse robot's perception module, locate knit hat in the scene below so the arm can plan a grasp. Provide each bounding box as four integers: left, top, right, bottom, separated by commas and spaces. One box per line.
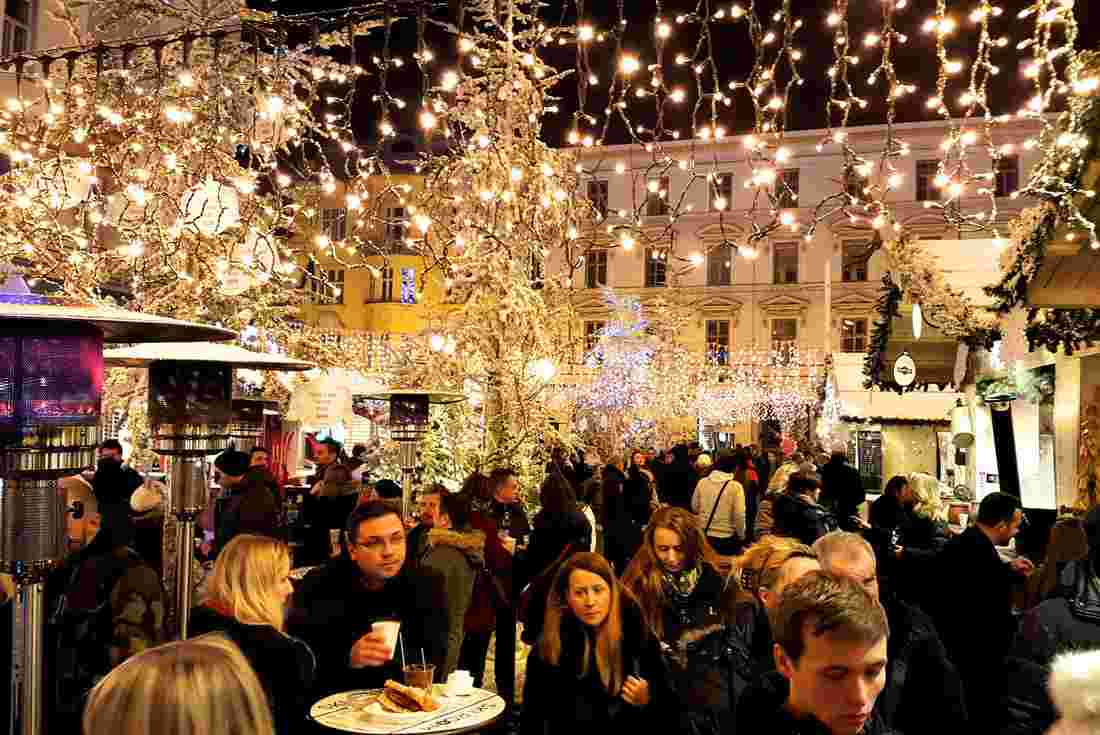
214, 449, 250, 478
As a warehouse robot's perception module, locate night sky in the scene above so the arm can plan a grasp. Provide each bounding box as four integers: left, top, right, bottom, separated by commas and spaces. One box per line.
267, 0, 1100, 147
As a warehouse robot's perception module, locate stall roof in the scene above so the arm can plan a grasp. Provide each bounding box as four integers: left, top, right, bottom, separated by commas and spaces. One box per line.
833, 353, 960, 422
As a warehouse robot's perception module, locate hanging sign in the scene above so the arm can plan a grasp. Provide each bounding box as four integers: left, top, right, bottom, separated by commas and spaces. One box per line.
893, 353, 917, 388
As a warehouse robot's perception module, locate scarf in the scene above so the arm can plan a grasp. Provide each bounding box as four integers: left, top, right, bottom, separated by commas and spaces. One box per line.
661, 565, 702, 605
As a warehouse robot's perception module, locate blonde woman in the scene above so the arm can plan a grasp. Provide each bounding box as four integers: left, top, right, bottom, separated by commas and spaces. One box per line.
82, 634, 274, 735
190, 535, 315, 735
522, 552, 670, 734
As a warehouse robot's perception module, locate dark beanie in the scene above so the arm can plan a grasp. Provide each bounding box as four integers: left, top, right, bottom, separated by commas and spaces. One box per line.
375, 479, 402, 500
214, 449, 250, 477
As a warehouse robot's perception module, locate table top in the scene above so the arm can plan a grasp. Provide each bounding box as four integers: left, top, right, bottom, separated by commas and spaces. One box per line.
310, 687, 506, 734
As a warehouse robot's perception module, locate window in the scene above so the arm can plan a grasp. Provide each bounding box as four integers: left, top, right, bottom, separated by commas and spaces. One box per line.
706, 320, 731, 366
773, 241, 799, 284
529, 251, 544, 287
916, 160, 941, 202
841, 240, 870, 282
587, 179, 609, 219
777, 169, 799, 208
322, 208, 347, 241
585, 249, 608, 288
645, 248, 667, 288
306, 266, 344, 305
584, 321, 605, 352
3, 0, 32, 57
771, 319, 798, 359
383, 207, 406, 248
646, 176, 670, 217
995, 155, 1019, 198
841, 318, 868, 352
710, 173, 734, 211
707, 243, 733, 286
400, 268, 416, 304
368, 267, 395, 302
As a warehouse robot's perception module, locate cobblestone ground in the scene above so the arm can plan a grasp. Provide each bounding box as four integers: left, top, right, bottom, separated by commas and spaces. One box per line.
480, 626, 530, 705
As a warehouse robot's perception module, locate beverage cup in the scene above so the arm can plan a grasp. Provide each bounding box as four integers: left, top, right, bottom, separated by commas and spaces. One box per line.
371, 620, 401, 659
403, 663, 435, 691
446, 670, 474, 697
958, 512, 969, 528
329, 529, 342, 557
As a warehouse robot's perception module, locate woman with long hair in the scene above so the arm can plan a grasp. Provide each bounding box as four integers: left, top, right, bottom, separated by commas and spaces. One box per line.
82, 634, 275, 735
190, 535, 315, 735
622, 508, 739, 732
523, 471, 593, 643
522, 552, 669, 734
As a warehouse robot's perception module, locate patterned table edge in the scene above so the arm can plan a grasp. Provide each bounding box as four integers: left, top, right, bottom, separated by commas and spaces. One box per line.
310, 689, 506, 734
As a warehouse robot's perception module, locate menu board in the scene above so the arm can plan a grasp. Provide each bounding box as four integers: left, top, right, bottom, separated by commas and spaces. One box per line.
858, 430, 883, 490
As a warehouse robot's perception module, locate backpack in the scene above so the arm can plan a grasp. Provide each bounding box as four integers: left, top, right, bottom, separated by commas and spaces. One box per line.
50, 548, 155, 721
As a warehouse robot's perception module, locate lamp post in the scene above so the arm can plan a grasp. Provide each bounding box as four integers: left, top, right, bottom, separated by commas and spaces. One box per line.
103, 342, 311, 639
0, 274, 232, 735
362, 389, 465, 518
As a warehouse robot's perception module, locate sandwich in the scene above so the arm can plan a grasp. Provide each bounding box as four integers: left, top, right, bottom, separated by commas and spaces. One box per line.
377, 679, 441, 713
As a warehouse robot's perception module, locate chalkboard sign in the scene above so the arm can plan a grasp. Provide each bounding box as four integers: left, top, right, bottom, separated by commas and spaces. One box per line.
858, 430, 883, 491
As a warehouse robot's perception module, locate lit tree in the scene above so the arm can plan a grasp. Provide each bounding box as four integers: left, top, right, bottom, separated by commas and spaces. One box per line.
395, 0, 586, 476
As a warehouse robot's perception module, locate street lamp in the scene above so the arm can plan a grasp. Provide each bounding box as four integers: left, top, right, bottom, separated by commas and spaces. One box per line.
0, 273, 233, 735
103, 342, 312, 639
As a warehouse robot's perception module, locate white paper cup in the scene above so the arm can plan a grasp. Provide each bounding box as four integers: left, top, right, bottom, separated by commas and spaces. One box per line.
958, 513, 969, 528
372, 620, 401, 658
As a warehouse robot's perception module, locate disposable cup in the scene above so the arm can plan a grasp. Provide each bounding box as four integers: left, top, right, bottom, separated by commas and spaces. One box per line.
372, 620, 401, 658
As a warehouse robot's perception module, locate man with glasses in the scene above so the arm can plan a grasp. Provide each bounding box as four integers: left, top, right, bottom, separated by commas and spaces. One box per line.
290, 500, 448, 696
931, 491, 1035, 725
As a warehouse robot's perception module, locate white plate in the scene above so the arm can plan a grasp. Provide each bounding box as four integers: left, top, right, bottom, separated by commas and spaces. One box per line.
360, 700, 434, 724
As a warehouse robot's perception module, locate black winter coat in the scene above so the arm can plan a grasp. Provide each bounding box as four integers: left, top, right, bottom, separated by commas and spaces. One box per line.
521, 596, 672, 735
868, 497, 949, 607
602, 466, 651, 573
996, 559, 1100, 735
660, 448, 697, 509
930, 526, 1023, 720
819, 458, 865, 523
287, 556, 449, 697
527, 509, 592, 582
214, 469, 283, 557
879, 596, 968, 735
772, 493, 838, 546
189, 606, 315, 735
736, 671, 896, 735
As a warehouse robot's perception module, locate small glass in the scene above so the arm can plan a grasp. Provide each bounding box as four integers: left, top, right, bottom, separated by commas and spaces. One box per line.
403, 663, 435, 691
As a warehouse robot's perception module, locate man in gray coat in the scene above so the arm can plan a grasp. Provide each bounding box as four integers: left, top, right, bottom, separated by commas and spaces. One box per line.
416, 492, 485, 677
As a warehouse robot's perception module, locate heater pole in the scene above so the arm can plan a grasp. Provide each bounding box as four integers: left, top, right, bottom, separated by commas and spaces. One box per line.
174, 520, 195, 639
11, 580, 44, 735
167, 456, 209, 640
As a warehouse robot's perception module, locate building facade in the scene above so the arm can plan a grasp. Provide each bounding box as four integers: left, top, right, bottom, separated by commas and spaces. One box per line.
567, 119, 1043, 387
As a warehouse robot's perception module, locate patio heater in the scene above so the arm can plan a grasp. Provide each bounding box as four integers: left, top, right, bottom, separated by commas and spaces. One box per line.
103, 342, 312, 639
362, 389, 465, 518
0, 275, 232, 735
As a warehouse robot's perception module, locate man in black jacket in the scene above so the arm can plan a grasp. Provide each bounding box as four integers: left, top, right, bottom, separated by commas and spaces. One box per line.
289, 500, 448, 697
814, 531, 968, 734
736, 571, 892, 735
931, 491, 1034, 724
820, 451, 865, 530
213, 449, 282, 557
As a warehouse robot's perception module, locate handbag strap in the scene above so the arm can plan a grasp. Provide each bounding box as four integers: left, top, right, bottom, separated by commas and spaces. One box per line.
704, 481, 731, 536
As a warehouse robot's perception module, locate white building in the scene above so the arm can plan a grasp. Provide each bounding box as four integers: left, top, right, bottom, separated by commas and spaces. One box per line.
567, 119, 1044, 390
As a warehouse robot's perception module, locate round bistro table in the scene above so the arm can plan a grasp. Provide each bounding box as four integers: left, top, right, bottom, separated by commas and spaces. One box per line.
309, 687, 506, 735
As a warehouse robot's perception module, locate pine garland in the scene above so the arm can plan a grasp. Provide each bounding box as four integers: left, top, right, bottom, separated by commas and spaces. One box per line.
862, 274, 913, 394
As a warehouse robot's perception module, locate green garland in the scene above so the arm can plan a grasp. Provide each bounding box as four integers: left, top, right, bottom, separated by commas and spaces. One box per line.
862, 274, 915, 394
984, 50, 1100, 355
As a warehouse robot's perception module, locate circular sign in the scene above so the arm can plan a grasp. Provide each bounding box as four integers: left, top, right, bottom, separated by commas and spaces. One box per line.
893, 353, 917, 387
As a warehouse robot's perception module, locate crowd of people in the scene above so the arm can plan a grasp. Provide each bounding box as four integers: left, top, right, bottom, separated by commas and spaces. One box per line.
13, 437, 1100, 735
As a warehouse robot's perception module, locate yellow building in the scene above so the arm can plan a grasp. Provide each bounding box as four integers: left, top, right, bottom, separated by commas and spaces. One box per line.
297, 151, 444, 339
